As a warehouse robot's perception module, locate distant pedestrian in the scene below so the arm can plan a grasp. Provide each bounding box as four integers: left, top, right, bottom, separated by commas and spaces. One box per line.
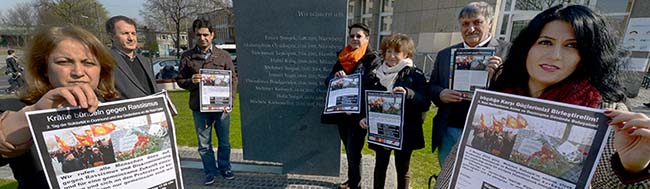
5, 49, 24, 93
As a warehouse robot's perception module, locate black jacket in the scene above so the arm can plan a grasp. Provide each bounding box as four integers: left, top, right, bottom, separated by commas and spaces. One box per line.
110, 48, 159, 99
366, 66, 430, 150
322, 47, 381, 124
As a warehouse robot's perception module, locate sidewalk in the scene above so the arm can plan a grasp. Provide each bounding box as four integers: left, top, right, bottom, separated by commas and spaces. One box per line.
2, 88, 650, 188
0, 147, 397, 188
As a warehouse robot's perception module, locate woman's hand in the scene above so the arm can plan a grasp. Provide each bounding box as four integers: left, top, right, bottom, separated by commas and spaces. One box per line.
0, 84, 100, 158
605, 109, 650, 173
359, 118, 368, 129
393, 87, 406, 94
34, 84, 100, 113
335, 70, 346, 78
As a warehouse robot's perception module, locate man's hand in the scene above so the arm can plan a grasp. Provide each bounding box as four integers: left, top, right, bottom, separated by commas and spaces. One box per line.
440, 89, 465, 103
486, 56, 502, 79
191, 74, 202, 84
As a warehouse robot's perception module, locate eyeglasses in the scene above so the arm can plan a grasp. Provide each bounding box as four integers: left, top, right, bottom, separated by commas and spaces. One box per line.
349, 34, 364, 39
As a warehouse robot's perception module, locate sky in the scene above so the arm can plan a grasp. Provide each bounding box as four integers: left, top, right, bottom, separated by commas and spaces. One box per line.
0, 0, 145, 22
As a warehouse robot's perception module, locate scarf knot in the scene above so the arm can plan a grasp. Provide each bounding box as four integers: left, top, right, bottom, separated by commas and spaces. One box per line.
375, 58, 414, 90
338, 42, 369, 73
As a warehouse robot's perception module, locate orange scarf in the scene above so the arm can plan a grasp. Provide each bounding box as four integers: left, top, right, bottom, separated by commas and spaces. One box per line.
337, 42, 368, 73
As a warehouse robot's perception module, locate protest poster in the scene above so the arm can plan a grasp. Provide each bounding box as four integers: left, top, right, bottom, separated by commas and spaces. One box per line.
449, 89, 610, 189
365, 90, 405, 150
323, 73, 361, 114
199, 69, 232, 112
26, 95, 183, 189
449, 48, 496, 99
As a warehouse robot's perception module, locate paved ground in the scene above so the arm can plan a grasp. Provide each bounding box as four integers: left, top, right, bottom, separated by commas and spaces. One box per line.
0, 147, 397, 188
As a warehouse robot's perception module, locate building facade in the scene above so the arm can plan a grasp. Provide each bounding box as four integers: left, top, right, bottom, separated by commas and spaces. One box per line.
190, 7, 236, 48
347, 0, 637, 76
139, 27, 188, 57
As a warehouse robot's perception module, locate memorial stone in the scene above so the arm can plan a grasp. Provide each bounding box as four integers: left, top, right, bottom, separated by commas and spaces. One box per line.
234, 0, 346, 176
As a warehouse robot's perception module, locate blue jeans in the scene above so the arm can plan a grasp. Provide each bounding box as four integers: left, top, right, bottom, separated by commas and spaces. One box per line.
192, 111, 231, 177
438, 127, 462, 166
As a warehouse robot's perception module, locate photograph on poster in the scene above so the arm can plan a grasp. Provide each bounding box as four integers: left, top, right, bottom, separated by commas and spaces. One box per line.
202, 73, 230, 87
466, 105, 597, 183
42, 112, 171, 175
367, 95, 402, 115
323, 73, 362, 113
330, 76, 359, 90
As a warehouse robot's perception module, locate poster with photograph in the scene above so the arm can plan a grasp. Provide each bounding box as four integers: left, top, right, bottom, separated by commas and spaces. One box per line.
323, 73, 361, 114
26, 95, 183, 189
199, 69, 232, 112
449, 89, 610, 189
449, 48, 496, 99
365, 90, 405, 150
622, 17, 650, 52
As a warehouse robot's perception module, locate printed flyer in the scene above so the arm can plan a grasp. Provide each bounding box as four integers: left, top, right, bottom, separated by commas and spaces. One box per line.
26, 95, 183, 189
449, 48, 496, 99
200, 69, 232, 112
323, 73, 361, 114
365, 90, 405, 150
449, 89, 610, 189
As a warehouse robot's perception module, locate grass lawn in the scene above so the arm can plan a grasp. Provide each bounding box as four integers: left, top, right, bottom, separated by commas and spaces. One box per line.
168, 90, 441, 188
0, 179, 17, 189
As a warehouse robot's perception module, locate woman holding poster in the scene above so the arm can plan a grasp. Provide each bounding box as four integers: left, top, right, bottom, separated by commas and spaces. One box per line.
0, 25, 119, 188
323, 23, 380, 189
435, 4, 650, 188
359, 33, 430, 189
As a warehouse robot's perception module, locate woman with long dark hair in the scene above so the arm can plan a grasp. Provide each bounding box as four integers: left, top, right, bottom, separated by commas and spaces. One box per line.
435, 4, 650, 188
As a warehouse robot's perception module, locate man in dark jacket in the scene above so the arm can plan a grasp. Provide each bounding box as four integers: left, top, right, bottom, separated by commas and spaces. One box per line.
106, 16, 159, 99
427, 1, 510, 165
176, 18, 238, 185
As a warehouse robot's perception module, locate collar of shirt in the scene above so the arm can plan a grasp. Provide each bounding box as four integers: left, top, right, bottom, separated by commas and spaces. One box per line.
112, 46, 137, 62
463, 35, 492, 48
195, 45, 213, 60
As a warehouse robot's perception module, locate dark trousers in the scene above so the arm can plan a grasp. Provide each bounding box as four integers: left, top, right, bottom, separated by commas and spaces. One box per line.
338, 120, 366, 189
373, 148, 413, 189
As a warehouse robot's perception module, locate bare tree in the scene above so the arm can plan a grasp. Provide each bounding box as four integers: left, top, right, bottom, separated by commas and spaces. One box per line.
1, 2, 39, 47
141, 0, 229, 59
34, 0, 109, 41
514, 0, 570, 11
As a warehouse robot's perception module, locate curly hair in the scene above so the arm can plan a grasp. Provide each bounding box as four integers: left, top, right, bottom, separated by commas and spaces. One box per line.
380, 33, 415, 59
19, 25, 119, 104
491, 4, 624, 102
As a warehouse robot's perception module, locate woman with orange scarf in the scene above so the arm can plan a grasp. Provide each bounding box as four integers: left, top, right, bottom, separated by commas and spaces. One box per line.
324, 23, 380, 189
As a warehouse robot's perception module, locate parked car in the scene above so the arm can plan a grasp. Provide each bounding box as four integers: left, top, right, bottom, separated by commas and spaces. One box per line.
152, 59, 180, 80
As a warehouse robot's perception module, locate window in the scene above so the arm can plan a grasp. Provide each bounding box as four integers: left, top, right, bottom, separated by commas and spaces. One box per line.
510, 20, 529, 41
382, 0, 393, 12
605, 15, 628, 42
500, 15, 510, 35
363, 0, 373, 14
515, 0, 565, 11
362, 17, 371, 27
348, 1, 355, 18
595, 0, 631, 13
381, 15, 392, 32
